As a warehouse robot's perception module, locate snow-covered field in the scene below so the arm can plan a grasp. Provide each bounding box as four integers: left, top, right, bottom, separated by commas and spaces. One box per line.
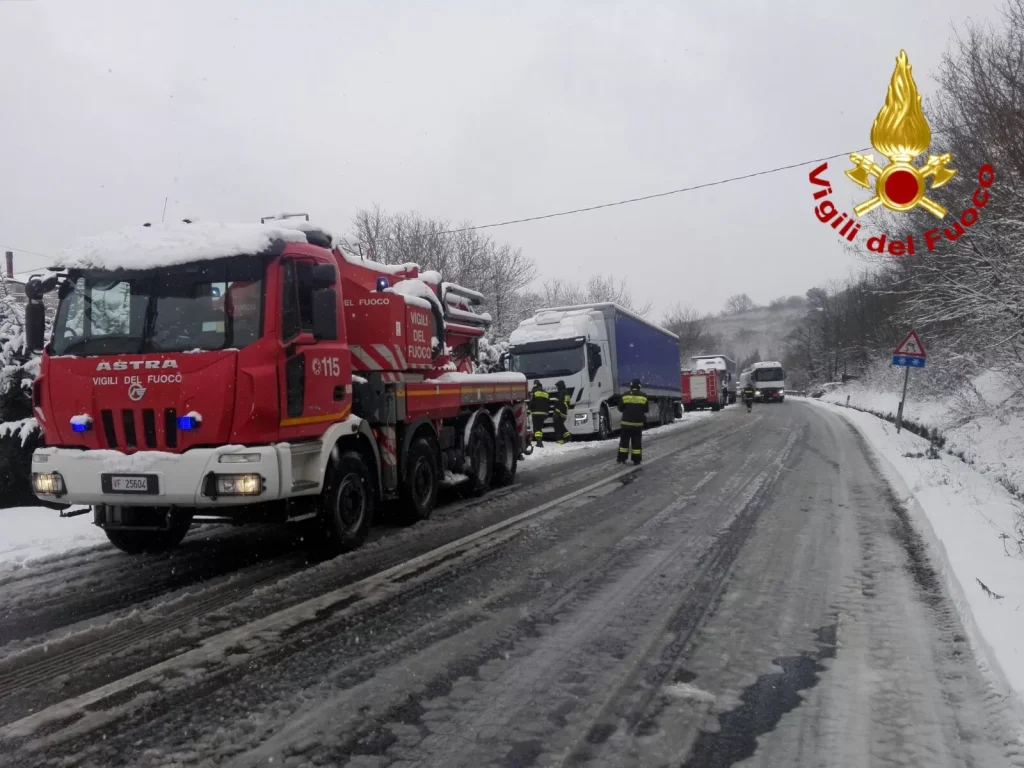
809, 382, 1024, 716
0, 506, 103, 568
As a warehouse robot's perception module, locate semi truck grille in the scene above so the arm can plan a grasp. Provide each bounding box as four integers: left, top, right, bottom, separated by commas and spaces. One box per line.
99, 408, 180, 450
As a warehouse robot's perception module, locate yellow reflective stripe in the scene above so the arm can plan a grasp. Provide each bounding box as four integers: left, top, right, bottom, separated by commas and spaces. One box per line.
533, 391, 550, 398
621, 395, 647, 404
621, 421, 644, 427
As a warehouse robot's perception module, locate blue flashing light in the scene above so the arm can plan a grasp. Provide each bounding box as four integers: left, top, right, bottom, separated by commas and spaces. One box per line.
177, 415, 201, 431
376, 276, 390, 292
70, 419, 91, 433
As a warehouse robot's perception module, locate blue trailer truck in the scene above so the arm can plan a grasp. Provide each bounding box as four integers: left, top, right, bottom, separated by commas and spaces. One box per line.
506, 303, 681, 440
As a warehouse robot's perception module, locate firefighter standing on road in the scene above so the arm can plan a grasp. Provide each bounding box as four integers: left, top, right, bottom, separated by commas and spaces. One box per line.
617, 378, 647, 465
742, 382, 756, 413
529, 380, 550, 447
552, 380, 572, 444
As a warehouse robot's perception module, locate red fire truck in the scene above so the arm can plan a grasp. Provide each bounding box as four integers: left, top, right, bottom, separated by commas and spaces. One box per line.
681, 369, 726, 412
24, 216, 529, 557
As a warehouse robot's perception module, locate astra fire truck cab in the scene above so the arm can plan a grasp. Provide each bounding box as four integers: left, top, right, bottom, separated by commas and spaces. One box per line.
25, 217, 529, 557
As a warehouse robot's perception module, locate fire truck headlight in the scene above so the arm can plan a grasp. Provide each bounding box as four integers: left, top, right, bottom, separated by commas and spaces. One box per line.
755, 390, 761, 396
214, 473, 263, 496
574, 413, 589, 425
33, 471, 65, 496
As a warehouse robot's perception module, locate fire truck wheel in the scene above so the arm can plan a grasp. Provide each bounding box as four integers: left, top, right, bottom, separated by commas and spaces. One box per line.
313, 450, 374, 556
466, 424, 495, 496
104, 510, 193, 554
491, 419, 518, 488
398, 437, 440, 523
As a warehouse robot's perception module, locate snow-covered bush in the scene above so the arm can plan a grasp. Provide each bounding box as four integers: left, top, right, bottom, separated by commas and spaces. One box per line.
474, 337, 508, 374
0, 284, 48, 508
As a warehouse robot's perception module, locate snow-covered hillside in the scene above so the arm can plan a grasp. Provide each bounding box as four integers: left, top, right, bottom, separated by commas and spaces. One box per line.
701, 304, 805, 364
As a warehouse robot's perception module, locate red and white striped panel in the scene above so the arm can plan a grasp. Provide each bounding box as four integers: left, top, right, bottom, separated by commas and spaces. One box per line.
350, 344, 431, 372
513, 403, 527, 437
377, 426, 397, 468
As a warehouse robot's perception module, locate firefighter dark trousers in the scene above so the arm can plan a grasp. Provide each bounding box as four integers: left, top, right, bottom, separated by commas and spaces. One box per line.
618, 426, 642, 464
531, 413, 547, 444
552, 413, 571, 444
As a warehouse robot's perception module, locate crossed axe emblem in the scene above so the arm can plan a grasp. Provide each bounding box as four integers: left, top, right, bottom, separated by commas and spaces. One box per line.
845, 152, 957, 218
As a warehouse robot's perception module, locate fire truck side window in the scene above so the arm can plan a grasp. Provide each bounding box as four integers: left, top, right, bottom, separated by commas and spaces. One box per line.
281, 260, 316, 341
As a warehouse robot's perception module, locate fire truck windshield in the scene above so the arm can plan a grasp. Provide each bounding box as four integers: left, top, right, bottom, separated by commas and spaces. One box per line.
50, 256, 264, 356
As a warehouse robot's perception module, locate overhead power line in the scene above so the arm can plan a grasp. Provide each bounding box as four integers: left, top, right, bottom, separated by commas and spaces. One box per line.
437, 145, 874, 234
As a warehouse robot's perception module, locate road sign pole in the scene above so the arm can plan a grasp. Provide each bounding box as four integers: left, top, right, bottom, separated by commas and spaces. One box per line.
895, 365, 909, 434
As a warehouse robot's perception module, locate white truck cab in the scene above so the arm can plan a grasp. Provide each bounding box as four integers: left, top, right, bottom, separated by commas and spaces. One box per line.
507, 308, 614, 438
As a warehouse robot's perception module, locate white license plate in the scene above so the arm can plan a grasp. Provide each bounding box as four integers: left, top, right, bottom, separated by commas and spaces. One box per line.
109, 475, 152, 492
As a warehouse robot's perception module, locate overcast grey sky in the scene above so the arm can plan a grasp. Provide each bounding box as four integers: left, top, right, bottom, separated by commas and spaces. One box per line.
0, 0, 1005, 317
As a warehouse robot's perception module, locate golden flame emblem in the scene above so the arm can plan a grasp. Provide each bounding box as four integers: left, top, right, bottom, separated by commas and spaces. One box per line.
846, 50, 957, 218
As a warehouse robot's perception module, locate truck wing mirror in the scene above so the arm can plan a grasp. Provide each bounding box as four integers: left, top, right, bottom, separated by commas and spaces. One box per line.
312, 288, 338, 341
498, 352, 509, 371
312, 263, 337, 288
25, 301, 46, 352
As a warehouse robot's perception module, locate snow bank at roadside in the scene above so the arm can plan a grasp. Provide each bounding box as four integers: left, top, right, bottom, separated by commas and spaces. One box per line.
811, 398, 1024, 713
820, 371, 1024, 499
518, 410, 716, 472
0, 506, 103, 568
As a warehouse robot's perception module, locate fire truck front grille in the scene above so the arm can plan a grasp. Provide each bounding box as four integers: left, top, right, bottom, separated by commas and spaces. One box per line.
99, 408, 180, 450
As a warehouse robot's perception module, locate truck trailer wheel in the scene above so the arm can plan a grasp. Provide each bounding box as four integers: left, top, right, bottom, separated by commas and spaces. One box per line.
398, 437, 440, 524
104, 510, 193, 554
309, 450, 374, 557
597, 406, 612, 440
491, 419, 518, 488
466, 424, 494, 496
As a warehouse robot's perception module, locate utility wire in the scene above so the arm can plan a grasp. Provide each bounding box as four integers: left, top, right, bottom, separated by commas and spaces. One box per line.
437, 145, 874, 234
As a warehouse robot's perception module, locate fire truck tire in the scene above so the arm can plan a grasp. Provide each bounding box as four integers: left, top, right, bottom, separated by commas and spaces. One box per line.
311, 450, 374, 556
104, 511, 193, 554
398, 437, 440, 523
491, 419, 518, 488
466, 424, 495, 496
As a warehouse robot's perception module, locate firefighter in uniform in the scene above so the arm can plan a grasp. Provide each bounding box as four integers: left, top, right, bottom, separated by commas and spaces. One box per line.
742, 382, 756, 412
529, 380, 550, 447
617, 378, 647, 465
552, 380, 572, 444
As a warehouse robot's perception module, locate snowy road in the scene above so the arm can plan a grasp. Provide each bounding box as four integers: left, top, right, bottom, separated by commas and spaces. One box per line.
2, 402, 1023, 767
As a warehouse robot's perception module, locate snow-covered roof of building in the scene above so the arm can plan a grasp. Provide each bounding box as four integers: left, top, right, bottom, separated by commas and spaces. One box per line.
57, 221, 310, 271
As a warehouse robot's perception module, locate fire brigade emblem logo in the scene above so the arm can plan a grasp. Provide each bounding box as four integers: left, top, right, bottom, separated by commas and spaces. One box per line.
127, 383, 147, 402
846, 50, 957, 218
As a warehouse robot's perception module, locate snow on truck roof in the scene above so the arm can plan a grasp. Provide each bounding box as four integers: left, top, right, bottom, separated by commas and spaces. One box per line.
55, 219, 422, 275
526, 303, 679, 341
